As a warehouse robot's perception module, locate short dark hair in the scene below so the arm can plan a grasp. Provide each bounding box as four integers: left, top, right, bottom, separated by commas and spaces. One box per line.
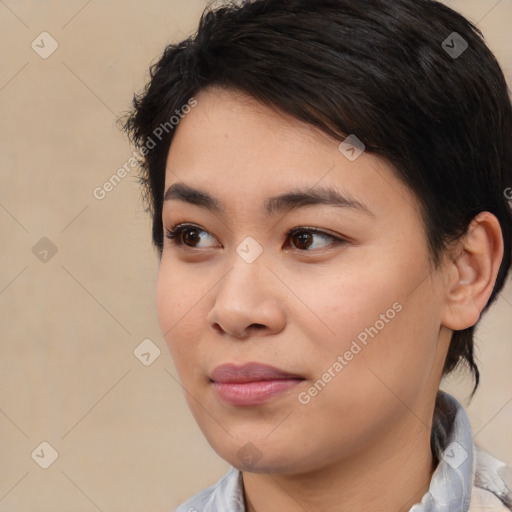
122, 0, 512, 393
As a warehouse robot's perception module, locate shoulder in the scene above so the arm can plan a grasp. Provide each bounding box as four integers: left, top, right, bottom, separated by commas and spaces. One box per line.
175, 466, 245, 512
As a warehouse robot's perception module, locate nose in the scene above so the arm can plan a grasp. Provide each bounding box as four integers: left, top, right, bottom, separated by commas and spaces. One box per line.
207, 256, 287, 340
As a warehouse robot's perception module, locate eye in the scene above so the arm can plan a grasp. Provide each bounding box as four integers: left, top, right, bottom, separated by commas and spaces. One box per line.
165, 224, 219, 248
165, 224, 347, 252
286, 227, 346, 251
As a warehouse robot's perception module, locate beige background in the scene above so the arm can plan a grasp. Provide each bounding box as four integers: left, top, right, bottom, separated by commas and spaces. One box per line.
0, 0, 511, 510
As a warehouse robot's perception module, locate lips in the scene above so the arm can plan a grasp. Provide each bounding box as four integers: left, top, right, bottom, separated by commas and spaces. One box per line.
210, 362, 304, 406
210, 362, 304, 383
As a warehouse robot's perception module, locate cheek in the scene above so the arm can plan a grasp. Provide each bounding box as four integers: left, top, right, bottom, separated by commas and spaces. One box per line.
297, 247, 442, 386
156, 260, 207, 363
307, 275, 443, 420
292, 260, 405, 353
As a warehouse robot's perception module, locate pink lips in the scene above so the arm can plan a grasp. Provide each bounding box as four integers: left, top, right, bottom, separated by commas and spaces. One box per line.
210, 362, 304, 406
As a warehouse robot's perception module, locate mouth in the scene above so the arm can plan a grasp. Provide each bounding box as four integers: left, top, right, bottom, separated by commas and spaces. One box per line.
209, 362, 305, 406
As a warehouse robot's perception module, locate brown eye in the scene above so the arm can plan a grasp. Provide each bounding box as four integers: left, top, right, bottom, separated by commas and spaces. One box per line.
165, 224, 218, 248
287, 228, 346, 251
291, 231, 314, 250
181, 227, 201, 246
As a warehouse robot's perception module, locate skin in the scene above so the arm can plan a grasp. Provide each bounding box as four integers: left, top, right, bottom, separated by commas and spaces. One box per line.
156, 86, 503, 511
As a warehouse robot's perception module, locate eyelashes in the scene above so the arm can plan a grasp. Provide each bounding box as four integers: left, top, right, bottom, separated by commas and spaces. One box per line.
164, 223, 348, 252
165, 224, 219, 249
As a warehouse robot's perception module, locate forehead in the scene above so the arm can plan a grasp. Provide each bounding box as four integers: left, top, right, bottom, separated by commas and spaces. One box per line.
163, 87, 421, 223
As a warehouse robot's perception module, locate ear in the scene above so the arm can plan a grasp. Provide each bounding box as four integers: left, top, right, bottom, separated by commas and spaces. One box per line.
441, 212, 504, 331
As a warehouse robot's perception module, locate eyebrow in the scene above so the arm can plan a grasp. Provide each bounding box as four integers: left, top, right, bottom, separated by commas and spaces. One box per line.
163, 182, 374, 217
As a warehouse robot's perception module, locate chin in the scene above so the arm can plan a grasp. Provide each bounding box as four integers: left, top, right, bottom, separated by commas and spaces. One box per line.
211, 439, 312, 474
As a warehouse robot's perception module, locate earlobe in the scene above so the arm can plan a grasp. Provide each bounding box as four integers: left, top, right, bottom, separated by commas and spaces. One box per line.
441, 212, 504, 331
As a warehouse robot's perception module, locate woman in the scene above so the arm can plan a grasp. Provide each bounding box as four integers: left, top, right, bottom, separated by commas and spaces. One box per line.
123, 0, 512, 510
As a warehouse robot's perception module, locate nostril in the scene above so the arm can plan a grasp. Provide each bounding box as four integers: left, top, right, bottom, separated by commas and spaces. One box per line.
212, 323, 224, 335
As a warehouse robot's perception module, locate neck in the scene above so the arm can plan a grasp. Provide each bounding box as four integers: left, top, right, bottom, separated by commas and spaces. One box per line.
242, 415, 436, 512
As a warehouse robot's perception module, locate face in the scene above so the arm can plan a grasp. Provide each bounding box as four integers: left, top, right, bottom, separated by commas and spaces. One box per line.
157, 87, 452, 474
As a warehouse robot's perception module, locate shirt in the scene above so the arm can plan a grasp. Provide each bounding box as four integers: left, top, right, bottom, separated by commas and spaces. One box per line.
176, 392, 512, 511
